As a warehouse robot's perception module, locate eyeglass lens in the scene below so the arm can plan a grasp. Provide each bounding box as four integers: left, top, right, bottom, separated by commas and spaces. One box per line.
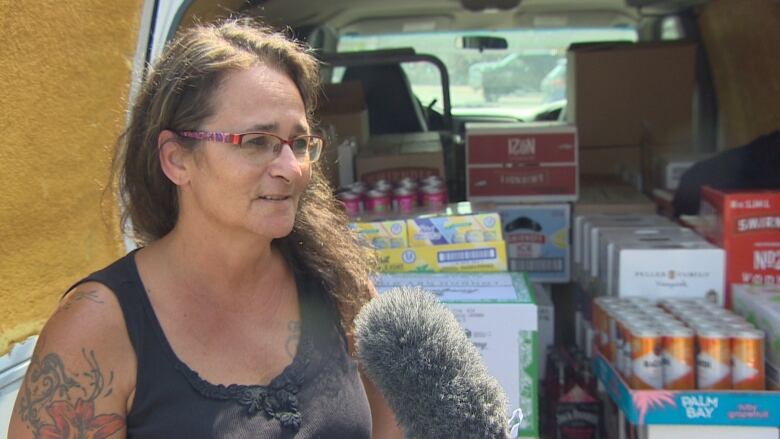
240, 133, 321, 162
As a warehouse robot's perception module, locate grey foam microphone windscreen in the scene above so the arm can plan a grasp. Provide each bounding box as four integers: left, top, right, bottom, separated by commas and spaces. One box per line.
354, 286, 508, 439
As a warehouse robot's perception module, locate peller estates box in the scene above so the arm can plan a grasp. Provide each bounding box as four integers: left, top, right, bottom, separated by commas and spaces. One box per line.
466, 122, 578, 202
374, 272, 538, 437
699, 187, 780, 306
607, 239, 725, 304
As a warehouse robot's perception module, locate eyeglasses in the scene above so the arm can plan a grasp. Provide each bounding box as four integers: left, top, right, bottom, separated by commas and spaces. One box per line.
177, 130, 324, 163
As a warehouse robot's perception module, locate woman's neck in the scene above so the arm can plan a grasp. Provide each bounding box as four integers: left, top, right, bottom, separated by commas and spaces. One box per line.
147, 221, 288, 303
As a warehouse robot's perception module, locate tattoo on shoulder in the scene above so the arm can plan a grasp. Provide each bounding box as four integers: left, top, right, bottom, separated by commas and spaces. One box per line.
17, 348, 125, 439
285, 321, 301, 359
62, 290, 104, 310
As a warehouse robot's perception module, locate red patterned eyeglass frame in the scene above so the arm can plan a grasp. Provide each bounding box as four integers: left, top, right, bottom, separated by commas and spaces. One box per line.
176, 130, 325, 162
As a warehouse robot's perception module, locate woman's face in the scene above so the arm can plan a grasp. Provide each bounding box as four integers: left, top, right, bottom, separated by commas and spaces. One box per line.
180, 65, 312, 241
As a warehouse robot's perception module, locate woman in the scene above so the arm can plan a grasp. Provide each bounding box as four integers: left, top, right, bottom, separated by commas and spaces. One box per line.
9, 19, 401, 439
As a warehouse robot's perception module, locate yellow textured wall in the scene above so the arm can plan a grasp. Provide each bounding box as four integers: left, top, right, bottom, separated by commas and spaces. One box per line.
0, 0, 141, 354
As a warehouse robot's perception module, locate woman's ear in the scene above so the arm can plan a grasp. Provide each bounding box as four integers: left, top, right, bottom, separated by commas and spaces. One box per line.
158, 130, 192, 186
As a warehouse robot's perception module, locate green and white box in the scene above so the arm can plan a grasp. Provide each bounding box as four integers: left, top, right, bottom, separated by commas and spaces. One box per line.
732, 284, 780, 366
374, 272, 538, 437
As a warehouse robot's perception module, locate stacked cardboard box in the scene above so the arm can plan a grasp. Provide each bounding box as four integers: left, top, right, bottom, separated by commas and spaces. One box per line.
375, 272, 539, 437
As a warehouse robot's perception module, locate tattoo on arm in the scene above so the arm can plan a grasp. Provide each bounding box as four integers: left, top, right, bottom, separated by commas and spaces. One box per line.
17, 348, 125, 439
285, 321, 301, 359
61, 290, 104, 310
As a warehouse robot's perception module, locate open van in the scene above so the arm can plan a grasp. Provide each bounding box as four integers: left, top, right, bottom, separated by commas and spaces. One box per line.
2, 0, 779, 437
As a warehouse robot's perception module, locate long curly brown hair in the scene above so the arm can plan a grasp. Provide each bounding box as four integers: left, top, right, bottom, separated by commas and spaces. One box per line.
113, 18, 376, 333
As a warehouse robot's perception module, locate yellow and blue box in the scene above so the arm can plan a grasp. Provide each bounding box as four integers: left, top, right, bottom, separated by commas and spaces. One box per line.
406, 212, 502, 247
377, 241, 508, 272
349, 220, 408, 249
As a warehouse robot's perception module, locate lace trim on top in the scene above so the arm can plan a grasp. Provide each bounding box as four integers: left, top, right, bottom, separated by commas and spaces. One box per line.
172, 338, 312, 431
129, 251, 314, 432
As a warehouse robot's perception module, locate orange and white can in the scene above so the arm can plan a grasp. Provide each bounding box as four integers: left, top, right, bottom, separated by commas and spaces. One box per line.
662, 326, 695, 390
593, 297, 619, 357
731, 328, 765, 390
696, 328, 732, 390
630, 325, 663, 390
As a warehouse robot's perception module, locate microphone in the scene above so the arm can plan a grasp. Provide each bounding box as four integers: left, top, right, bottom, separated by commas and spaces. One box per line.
354, 286, 509, 439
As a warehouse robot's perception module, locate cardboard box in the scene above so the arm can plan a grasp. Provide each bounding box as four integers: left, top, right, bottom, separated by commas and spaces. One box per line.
573, 214, 673, 287
654, 152, 710, 191
607, 239, 725, 303
596, 227, 699, 296
699, 188, 780, 306
407, 213, 502, 247
574, 176, 656, 216
374, 272, 538, 436
349, 220, 408, 249
498, 204, 571, 283
566, 41, 696, 149
318, 81, 369, 146
356, 132, 445, 184
465, 122, 578, 202
732, 284, 780, 366
534, 283, 554, 379
318, 81, 369, 188
376, 241, 508, 272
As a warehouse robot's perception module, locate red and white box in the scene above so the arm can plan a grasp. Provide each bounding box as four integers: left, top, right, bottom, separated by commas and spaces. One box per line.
699, 186, 780, 307
466, 122, 578, 202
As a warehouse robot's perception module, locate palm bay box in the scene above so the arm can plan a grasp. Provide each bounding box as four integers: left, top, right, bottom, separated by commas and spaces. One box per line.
699, 187, 780, 306
466, 122, 578, 202
496, 204, 571, 283
374, 272, 538, 437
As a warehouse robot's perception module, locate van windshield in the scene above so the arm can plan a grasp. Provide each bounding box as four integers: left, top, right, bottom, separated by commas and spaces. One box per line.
337, 28, 638, 120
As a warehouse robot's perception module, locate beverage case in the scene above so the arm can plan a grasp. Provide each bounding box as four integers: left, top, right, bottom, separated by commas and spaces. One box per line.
466, 122, 578, 202
699, 187, 780, 306
498, 204, 571, 283
607, 240, 725, 303
407, 212, 502, 247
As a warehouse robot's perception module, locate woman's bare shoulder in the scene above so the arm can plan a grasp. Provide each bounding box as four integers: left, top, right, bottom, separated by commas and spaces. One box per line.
7, 281, 136, 439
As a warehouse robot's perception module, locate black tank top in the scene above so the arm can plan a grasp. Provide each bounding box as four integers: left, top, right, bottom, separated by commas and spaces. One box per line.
73, 250, 372, 438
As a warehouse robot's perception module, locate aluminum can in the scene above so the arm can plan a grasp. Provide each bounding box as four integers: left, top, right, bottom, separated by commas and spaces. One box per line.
398, 177, 418, 191
592, 298, 613, 357
365, 189, 391, 214
392, 186, 417, 214
696, 328, 732, 390
731, 328, 765, 390
662, 326, 696, 389
349, 181, 367, 194
421, 184, 447, 210
421, 175, 443, 186
373, 179, 393, 193
630, 325, 664, 390
336, 190, 362, 217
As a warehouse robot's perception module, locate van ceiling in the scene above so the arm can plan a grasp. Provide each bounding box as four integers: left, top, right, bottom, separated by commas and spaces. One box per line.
240, 0, 685, 33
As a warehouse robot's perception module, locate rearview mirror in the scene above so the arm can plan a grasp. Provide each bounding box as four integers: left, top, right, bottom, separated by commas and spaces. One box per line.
457, 35, 509, 52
